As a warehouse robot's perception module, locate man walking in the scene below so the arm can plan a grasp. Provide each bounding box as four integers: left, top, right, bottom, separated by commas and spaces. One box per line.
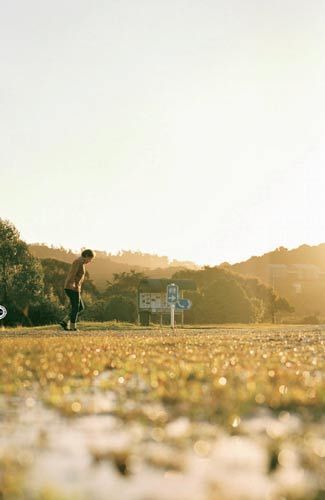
59, 249, 95, 331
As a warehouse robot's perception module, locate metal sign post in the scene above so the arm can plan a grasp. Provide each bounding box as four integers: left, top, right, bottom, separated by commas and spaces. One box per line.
167, 283, 179, 328
171, 303, 175, 328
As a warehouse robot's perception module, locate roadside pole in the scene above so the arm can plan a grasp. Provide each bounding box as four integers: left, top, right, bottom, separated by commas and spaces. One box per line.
167, 283, 179, 329
171, 303, 175, 328
166, 284, 192, 329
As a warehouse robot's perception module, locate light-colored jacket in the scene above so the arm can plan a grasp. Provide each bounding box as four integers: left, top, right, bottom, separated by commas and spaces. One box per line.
64, 257, 85, 292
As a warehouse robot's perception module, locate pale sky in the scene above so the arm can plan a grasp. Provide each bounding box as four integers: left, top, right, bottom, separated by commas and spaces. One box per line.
1, 0, 325, 266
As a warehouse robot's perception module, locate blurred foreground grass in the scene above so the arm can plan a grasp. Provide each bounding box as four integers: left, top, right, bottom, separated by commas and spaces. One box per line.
0, 324, 324, 500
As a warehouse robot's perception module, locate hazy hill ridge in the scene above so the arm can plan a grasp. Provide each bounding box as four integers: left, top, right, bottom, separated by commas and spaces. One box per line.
28, 244, 200, 291
223, 243, 325, 317
225, 243, 325, 281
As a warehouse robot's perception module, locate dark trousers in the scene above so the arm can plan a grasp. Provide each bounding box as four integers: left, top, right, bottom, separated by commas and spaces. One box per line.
64, 288, 85, 323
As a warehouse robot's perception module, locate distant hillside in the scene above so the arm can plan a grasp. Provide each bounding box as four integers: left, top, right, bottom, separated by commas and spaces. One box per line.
222, 243, 325, 317
29, 244, 200, 291
225, 243, 325, 278
105, 250, 199, 270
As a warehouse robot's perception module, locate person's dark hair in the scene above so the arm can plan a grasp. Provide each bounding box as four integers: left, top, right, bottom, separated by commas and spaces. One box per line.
81, 249, 95, 258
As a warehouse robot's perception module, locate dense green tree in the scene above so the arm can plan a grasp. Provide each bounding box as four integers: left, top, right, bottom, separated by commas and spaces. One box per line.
105, 295, 137, 322
202, 277, 253, 323
183, 277, 253, 324
173, 265, 294, 324
82, 296, 136, 322
271, 296, 295, 323
103, 270, 148, 300
0, 219, 44, 325
28, 298, 64, 325
82, 299, 108, 322
235, 274, 294, 322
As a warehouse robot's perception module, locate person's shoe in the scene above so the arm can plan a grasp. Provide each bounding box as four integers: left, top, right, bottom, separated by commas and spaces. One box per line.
70, 323, 79, 332
59, 320, 70, 331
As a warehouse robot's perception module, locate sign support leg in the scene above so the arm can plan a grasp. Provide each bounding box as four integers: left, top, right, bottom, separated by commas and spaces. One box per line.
171, 304, 175, 328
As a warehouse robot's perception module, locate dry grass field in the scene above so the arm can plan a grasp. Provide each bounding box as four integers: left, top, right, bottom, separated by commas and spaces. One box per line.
0, 323, 324, 500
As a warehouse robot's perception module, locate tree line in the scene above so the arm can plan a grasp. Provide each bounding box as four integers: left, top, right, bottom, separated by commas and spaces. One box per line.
0, 218, 294, 326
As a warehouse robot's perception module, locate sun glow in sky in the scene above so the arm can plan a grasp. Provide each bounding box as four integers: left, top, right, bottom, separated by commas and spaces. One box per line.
1, 0, 325, 265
